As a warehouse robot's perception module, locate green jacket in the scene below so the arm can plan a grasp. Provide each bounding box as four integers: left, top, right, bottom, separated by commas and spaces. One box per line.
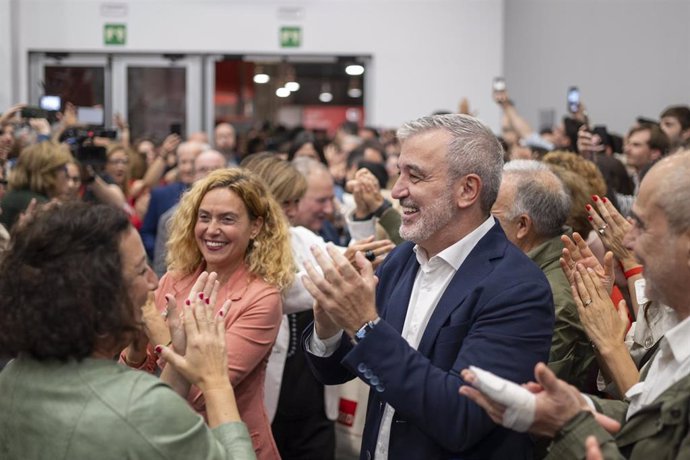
0, 357, 255, 460
0, 189, 48, 230
527, 235, 597, 391
547, 372, 690, 459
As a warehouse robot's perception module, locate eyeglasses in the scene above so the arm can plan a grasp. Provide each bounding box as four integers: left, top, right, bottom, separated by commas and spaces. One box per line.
107, 159, 130, 166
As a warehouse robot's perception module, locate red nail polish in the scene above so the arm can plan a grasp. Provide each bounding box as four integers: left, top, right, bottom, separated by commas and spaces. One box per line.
587, 216, 593, 221
592, 195, 598, 202
205, 298, 210, 305
602, 197, 608, 203
185, 299, 191, 306
585, 204, 592, 211
218, 310, 224, 318
199, 292, 204, 300
154, 345, 162, 354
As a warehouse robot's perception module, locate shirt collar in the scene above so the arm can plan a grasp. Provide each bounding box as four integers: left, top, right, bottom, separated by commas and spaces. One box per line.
663, 312, 690, 363
413, 215, 495, 271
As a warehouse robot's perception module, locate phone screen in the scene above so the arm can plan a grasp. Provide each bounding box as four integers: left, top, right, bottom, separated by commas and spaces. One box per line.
493, 77, 506, 92
77, 107, 105, 126
567, 87, 580, 113
40, 95, 61, 111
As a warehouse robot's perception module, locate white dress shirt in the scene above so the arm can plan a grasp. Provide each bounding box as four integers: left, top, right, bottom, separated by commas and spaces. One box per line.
308, 216, 496, 458
625, 311, 690, 420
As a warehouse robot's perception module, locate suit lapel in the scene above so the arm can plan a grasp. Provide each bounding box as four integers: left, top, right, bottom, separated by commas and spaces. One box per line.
381, 249, 420, 333
417, 225, 507, 356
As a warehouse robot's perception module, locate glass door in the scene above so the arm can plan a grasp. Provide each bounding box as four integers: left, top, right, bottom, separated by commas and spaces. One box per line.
28, 53, 110, 125
112, 55, 202, 142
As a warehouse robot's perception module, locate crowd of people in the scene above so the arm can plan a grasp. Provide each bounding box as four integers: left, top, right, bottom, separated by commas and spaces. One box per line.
0, 86, 689, 460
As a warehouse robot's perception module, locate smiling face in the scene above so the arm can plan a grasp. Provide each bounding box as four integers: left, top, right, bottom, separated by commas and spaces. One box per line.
194, 187, 263, 275
391, 129, 459, 256
294, 169, 334, 232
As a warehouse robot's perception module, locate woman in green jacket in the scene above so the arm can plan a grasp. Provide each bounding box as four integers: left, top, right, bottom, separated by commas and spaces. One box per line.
0, 202, 255, 460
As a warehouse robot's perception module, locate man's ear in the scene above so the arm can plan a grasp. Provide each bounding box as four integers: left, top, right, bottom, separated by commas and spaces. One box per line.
681, 128, 690, 142
455, 174, 482, 209
650, 148, 663, 161
515, 214, 532, 241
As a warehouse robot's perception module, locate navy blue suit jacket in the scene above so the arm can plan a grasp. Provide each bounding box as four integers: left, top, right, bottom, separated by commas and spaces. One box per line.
303, 223, 554, 459
140, 182, 187, 259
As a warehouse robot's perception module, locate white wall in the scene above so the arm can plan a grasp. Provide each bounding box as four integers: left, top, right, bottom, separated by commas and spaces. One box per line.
0, 0, 14, 112
504, 0, 690, 135
7, 0, 504, 130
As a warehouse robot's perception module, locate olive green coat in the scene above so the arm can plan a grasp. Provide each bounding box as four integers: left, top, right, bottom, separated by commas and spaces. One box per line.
547, 372, 690, 459
527, 235, 597, 391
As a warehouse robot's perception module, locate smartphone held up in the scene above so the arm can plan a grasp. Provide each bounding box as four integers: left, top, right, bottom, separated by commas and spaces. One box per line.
567, 86, 580, 114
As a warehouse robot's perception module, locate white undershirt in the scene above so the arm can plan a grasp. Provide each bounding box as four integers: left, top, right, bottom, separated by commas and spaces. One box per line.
625, 311, 690, 420
309, 216, 495, 459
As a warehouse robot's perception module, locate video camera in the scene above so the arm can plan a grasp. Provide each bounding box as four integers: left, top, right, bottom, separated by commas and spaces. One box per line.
60, 128, 118, 167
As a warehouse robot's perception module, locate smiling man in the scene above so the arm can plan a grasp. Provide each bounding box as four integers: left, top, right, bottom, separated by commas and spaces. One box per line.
301, 114, 554, 459
461, 150, 690, 460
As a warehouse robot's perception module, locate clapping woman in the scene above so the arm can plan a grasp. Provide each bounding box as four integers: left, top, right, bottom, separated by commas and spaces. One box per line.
123, 168, 293, 460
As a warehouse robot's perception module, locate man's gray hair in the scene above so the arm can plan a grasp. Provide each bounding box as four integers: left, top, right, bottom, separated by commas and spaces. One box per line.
292, 156, 328, 179
397, 114, 504, 213
503, 160, 571, 238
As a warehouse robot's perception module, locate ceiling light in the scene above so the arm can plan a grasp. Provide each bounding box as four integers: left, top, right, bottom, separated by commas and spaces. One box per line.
347, 88, 362, 98
253, 73, 270, 84
285, 81, 300, 92
319, 92, 333, 103
345, 64, 364, 76
276, 87, 291, 98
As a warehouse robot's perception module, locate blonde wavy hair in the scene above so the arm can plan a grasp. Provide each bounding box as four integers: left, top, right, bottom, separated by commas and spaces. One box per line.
8, 142, 73, 197
166, 168, 294, 290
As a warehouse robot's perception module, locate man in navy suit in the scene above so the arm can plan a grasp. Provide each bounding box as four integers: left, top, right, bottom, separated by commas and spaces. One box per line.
140, 140, 204, 259
301, 114, 554, 459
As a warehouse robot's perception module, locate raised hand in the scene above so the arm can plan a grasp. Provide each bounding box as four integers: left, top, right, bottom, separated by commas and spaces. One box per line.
302, 244, 379, 338
158, 275, 231, 391
560, 232, 614, 294
586, 196, 636, 267
571, 264, 629, 353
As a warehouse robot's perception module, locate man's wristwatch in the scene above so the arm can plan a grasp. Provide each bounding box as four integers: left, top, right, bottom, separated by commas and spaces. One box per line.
353, 319, 378, 343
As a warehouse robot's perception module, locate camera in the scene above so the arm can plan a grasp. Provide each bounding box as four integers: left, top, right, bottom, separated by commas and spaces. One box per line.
20, 106, 48, 119
59, 128, 118, 167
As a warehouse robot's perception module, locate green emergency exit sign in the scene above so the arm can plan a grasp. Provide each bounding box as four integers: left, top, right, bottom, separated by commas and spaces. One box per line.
280, 26, 301, 48
104, 24, 126, 46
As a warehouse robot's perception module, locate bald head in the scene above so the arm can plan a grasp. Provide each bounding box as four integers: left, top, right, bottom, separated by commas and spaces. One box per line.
194, 149, 226, 182
177, 141, 205, 185
214, 123, 236, 152
642, 149, 690, 234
